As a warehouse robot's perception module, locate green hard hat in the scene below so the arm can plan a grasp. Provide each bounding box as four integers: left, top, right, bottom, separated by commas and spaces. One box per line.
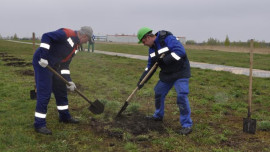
137, 27, 152, 43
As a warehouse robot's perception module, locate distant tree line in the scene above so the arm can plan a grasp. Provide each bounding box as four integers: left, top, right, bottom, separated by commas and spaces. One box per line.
1, 33, 269, 48
0, 33, 39, 41
186, 35, 270, 48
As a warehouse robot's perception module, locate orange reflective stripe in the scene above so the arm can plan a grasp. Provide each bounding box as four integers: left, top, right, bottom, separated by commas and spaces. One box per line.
61, 45, 78, 62
63, 28, 76, 37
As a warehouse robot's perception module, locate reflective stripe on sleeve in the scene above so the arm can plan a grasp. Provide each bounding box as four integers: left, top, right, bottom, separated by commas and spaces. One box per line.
150, 52, 155, 58
67, 38, 74, 47
35, 112, 46, 118
40, 43, 50, 50
61, 70, 70, 74
158, 47, 169, 54
57, 105, 69, 110
145, 67, 148, 71
171, 52, 181, 60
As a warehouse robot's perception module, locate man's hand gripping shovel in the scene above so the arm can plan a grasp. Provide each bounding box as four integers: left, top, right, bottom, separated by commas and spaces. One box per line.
47, 65, 104, 115
116, 53, 165, 117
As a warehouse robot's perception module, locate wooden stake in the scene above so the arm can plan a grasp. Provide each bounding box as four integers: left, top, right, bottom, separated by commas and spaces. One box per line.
248, 39, 254, 118
32, 32, 35, 53
32, 32, 36, 93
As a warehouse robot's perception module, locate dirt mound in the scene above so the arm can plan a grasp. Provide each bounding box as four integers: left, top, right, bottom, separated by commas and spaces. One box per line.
90, 113, 166, 139
18, 70, 34, 76
0, 52, 14, 58
0, 52, 7, 57
1, 52, 32, 67
5, 61, 32, 67
114, 113, 165, 135
2, 58, 25, 62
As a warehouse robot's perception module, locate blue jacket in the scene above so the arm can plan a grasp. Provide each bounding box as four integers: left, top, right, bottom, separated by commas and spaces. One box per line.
143, 31, 191, 82
34, 28, 80, 81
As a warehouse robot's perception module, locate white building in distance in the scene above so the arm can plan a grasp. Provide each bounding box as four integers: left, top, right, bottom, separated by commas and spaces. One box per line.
96, 34, 186, 45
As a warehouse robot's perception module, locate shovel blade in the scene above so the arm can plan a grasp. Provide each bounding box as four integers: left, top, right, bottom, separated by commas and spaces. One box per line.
243, 118, 256, 134
88, 99, 104, 115
30, 90, 37, 100
116, 101, 129, 117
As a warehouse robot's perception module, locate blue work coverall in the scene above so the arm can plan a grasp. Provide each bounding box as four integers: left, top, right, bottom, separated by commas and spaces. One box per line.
33, 28, 79, 129
142, 31, 193, 128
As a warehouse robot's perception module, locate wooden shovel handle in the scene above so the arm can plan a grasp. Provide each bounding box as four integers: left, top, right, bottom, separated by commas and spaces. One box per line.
248, 39, 253, 118
126, 54, 165, 102
46, 65, 93, 105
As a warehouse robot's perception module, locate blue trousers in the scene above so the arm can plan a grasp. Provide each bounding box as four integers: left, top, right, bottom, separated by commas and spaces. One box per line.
153, 78, 193, 128
33, 53, 71, 129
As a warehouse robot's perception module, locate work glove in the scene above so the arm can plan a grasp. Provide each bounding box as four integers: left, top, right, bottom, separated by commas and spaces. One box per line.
157, 57, 165, 66
137, 80, 144, 90
38, 58, 48, 68
67, 81, 76, 91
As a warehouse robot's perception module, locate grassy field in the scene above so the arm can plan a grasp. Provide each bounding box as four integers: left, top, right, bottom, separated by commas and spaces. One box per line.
94, 42, 270, 70
1, 40, 270, 151
184, 45, 270, 54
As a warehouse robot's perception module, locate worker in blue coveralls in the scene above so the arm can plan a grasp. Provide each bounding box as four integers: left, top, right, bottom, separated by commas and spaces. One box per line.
137, 27, 193, 135
32, 26, 94, 135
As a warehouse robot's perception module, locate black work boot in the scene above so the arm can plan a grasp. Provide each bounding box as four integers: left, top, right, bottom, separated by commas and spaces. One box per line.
59, 117, 79, 124
179, 127, 192, 135
145, 116, 163, 121
35, 127, 52, 135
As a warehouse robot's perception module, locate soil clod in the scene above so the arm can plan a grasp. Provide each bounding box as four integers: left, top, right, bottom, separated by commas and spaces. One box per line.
18, 70, 34, 76
2, 58, 25, 62
5, 62, 32, 67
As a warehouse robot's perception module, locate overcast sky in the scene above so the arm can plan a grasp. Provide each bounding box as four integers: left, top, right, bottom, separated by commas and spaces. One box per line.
1, 0, 269, 42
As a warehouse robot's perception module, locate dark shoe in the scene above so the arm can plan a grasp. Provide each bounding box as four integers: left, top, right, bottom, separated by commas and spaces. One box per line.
59, 117, 79, 124
179, 127, 192, 135
35, 127, 52, 135
145, 116, 163, 121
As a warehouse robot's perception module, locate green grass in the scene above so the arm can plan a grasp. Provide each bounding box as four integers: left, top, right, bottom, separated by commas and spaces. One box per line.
1, 40, 270, 151
94, 42, 148, 55
258, 121, 270, 131
94, 42, 270, 70
187, 49, 270, 70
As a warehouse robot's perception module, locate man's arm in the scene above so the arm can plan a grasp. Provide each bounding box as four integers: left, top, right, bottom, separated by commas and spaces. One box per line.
162, 35, 186, 65
59, 59, 72, 82
39, 29, 67, 65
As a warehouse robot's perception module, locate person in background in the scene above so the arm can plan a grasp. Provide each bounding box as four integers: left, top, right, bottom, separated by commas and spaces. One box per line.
78, 44, 84, 51
32, 26, 94, 135
88, 34, 95, 52
136, 27, 193, 135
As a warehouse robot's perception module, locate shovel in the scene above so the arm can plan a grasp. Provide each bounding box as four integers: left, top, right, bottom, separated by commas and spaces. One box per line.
243, 39, 256, 134
47, 65, 104, 115
30, 85, 37, 100
116, 54, 165, 117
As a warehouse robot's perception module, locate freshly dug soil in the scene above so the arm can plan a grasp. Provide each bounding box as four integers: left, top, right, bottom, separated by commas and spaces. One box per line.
90, 113, 166, 139
5, 61, 32, 67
